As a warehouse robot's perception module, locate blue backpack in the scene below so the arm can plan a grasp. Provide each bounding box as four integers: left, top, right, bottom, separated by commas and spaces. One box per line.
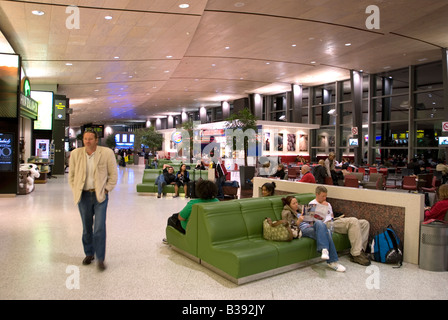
370, 225, 403, 267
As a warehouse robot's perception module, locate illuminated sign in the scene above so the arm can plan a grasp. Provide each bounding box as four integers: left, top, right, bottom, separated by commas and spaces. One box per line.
54, 99, 66, 120
0, 133, 14, 172
171, 131, 183, 144
32, 91, 53, 130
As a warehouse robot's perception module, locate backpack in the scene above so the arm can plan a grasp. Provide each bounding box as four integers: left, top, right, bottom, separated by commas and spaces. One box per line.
370, 225, 403, 267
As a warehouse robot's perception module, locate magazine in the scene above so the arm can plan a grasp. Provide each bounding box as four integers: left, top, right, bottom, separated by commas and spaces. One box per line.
301, 204, 329, 222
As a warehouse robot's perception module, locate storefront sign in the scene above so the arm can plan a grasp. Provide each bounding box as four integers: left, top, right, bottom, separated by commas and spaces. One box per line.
0, 133, 14, 172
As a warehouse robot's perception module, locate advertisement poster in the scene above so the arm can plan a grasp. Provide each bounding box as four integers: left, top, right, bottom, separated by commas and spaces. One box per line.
0, 133, 14, 172
35, 139, 50, 158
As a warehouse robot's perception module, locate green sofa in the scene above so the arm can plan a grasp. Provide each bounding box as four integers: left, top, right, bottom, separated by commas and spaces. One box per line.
136, 168, 210, 194
165, 194, 351, 284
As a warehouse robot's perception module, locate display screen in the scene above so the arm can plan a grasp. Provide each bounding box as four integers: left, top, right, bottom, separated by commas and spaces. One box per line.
0, 53, 20, 118
0, 132, 14, 172
349, 138, 358, 146
439, 137, 448, 146
84, 125, 104, 138
32, 91, 53, 130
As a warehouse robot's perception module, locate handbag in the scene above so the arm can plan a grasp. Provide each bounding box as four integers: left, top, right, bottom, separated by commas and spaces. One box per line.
263, 218, 293, 242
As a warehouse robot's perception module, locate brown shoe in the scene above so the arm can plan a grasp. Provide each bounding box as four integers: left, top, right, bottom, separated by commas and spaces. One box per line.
350, 253, 371, 266
97, 261, 107, 271
82, 255, 94, 265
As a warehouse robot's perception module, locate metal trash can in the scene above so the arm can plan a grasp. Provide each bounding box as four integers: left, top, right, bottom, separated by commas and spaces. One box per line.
419, 221, 448, 271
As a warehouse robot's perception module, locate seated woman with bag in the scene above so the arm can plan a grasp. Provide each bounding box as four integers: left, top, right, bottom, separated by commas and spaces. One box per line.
164, 180, 218, 241
281, 196, 346, 272
174, 163, 190, 198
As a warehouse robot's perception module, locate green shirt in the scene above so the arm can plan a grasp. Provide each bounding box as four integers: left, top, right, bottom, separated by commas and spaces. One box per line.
179, 198, 219, 230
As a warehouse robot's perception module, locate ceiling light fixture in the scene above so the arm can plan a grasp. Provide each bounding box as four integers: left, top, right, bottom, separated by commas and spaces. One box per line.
105, 15, 113, 20
32, 10, 45, 16
179, 4, 190, 9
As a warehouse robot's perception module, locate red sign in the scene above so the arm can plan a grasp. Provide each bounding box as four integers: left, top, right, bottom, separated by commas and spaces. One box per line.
443, 122, 448, 132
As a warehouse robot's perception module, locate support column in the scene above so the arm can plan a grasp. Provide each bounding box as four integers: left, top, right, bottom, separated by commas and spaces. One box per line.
199, 107, 207, 124
291, 84, 303, 123
249, 93, 262, 119
442, 48, 448, 160
350, 70, 363, 165
221, 101, 230, 119
408, 66, 416, 161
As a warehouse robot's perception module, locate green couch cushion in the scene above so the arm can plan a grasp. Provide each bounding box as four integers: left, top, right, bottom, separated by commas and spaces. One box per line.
199, 201, 248, 245
240, 198, 277, 239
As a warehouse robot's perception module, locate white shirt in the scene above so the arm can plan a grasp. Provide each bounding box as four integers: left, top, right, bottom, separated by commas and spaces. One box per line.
308, 199, 333, 223
83, 151, 96, 190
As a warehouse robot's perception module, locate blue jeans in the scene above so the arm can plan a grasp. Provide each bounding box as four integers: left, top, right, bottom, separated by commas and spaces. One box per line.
78, 191, 108, 262
301, 220, 339, 263
155, 174, 166, 195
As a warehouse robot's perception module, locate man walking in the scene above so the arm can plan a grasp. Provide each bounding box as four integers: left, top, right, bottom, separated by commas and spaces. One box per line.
68, 130, 118, 271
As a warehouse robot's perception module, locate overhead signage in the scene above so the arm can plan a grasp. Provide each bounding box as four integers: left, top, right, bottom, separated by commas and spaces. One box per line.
54, 99, 66, 120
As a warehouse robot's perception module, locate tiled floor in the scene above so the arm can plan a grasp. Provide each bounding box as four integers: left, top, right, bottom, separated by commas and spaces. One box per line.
1, 164, 447, 300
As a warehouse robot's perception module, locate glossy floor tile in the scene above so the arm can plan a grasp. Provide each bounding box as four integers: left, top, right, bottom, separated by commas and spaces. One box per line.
0, 164, 447, 300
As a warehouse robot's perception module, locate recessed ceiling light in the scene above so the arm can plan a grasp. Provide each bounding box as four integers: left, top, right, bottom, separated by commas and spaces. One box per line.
310, 61, 316, 64
166, 55, 173, 58
114, 56, 120, 59
32, 10, 45, 16
345, 43, 352, 46
65, 62, 73, 66
179, 4, 190, 9
291, 44, 297, 47
104, 15, 113, 20
96, 77, 102, 80
164, 70, 170, 73
234, 2, 245, 7
225, 46, 230, 50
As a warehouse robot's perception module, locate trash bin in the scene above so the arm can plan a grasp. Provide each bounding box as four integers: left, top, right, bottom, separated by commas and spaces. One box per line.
419, 221, 448, 271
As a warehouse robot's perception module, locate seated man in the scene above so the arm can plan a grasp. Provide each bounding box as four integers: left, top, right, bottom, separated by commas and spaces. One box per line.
299, 165, 316, 183
436, 159, 448, 184
309, 186, 371, 266
155, 164, 176, 198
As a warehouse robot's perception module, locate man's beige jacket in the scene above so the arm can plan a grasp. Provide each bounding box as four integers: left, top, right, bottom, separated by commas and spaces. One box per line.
68, 146, 118, 204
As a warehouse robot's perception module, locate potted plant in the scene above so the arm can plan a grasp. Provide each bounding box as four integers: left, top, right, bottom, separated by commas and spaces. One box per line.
134, 126, 164, 165
225, 108, 258, 189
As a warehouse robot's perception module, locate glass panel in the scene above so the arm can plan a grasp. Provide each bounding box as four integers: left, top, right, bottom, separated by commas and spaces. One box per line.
415, 120, 441, 148
340, 102, 353, 125
375, 121, 408, 147
315, 128, 335, 154
415, 90, 444, 119
416, 61, 443, 91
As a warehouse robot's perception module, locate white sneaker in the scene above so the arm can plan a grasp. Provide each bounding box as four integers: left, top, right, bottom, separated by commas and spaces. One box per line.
327, 262, 346, 272
321, 249, 329, 260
